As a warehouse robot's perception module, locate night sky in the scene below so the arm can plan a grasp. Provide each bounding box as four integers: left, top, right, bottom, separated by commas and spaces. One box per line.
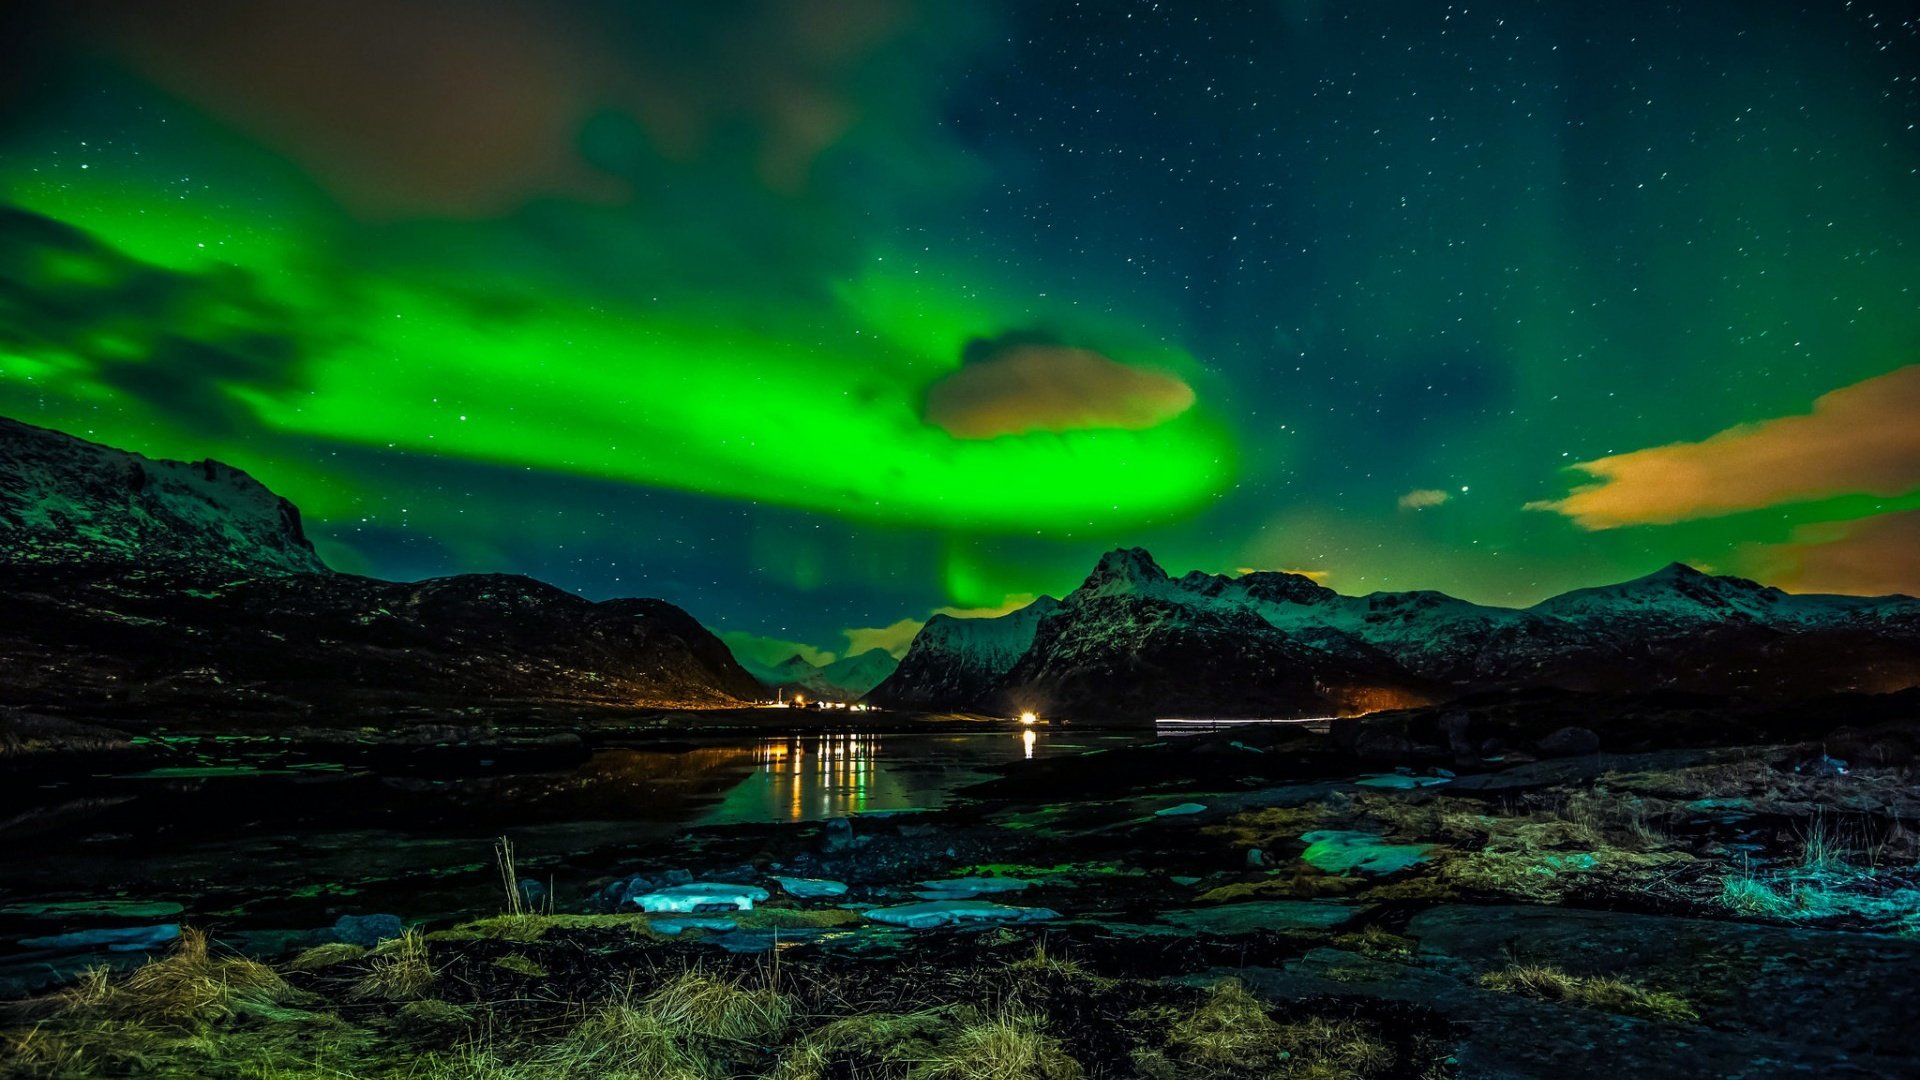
2, 1, 1917, 667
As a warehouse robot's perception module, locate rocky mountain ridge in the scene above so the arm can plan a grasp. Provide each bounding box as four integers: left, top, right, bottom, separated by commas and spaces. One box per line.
0, 417, 324, 575
0, 418, 762, 720
870, 548, 1920, 718
736, 648, 900, 702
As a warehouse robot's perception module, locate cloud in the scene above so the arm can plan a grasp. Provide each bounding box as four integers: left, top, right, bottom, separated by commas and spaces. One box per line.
719, 630, 835, 670
1733, 510, 1920, 597
67, 0, 922, 216
923, 340, 1195, 439
842, 618, 923, 658
1397, 488, 1451, 510
1528, 365, 1920, 529
840, 592, 1043, 658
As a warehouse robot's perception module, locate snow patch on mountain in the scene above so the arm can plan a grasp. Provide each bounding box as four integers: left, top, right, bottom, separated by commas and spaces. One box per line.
866, 595, 1061, 708
0, 417, 325, 575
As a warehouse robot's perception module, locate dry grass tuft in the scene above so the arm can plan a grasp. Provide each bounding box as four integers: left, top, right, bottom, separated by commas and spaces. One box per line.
1134, 979, 1395, 1079
914, 1011, 1083, 1080
1479, 963, 1698, 1023
32, 928, 297, 1031
286, 943, 368, 972
642, 970, 792, 1046
1333, 926, 1417, 961
772, 1007, 957, 1080
772, 1005, 1081, 1080
353, 930, 435, 1001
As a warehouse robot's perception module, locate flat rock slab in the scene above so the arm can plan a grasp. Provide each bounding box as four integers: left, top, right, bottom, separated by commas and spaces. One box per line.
17, 923, 181, 953
773, 877, 849, 899
914, 877, 1032, 900
863, 900, 1061, 929
1157, 900, 1365, 935
1214, 903, 1920, 1078
1354, 773, 1450, 790
1405, 903, 1920, 1062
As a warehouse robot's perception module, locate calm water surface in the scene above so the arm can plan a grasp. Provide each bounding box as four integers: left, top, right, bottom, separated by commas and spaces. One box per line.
0, 728, 1134, 986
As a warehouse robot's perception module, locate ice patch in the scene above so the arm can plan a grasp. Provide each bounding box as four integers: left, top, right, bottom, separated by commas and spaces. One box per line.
19, 924, 182, 953
1354, 774, 1451, 790
1299, 830, 1433, 875
629, 883, 770, 913
863, 900, 1061, 930
774, 876, 850, 898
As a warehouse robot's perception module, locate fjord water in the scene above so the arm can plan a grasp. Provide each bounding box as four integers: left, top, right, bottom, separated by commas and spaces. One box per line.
0, 729, 1125, 989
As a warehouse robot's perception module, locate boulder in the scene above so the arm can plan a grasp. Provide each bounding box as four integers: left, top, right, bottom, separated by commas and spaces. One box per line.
819, 817, 855, 854
1536, 726, 1600, 757
330, 913, 405, 947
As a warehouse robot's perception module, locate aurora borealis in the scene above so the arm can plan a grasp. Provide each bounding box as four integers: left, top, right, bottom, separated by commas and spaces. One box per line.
2, 1, 1917, 665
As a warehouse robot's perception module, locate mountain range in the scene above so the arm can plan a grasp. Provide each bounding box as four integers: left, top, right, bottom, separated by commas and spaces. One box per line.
734, 648, 900, 703
6, 415, 1918, 725
869, 547, 1920, 718
0, 417, 762, 720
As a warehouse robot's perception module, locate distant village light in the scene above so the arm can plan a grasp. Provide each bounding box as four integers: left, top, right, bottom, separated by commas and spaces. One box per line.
1019, 711, 1038, 726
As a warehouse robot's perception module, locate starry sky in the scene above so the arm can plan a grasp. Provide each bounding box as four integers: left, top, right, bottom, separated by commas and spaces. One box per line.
2, 0, 1917, 666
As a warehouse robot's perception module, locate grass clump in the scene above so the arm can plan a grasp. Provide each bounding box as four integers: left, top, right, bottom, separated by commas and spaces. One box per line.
1715, 814, 1920, 932
0, 929, 342, 1078
53, 928, 296, 1029
1479, 963, 1698, 1023
915, 1011, 1083, 1080
772, 1005, 1081, 1080
519, 970, 791, 1080
353, 930, 435, 1001
1332, 926, 1417, 961
772, 1007, 957, 1080
1133, 979, 1394, 1079
491, 953, 548, 978
642, 970, 792, 1046
286, 942, 367, 972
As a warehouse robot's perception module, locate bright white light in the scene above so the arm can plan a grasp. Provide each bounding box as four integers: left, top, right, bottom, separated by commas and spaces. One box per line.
1019, 711, 1038, 726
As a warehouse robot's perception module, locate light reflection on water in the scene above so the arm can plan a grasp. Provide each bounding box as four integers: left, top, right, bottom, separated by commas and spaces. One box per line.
696, 730, 1059, 825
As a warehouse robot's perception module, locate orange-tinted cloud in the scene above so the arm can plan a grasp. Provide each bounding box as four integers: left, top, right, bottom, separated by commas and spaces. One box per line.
1528, 365, 1920, 529
841, 618, 922, 658
1397, 488, 1450, 510
1734, 510, 1920, 597
77, 0, 909, 217
924, 344, 1195, 439
842, 592, 1043, 657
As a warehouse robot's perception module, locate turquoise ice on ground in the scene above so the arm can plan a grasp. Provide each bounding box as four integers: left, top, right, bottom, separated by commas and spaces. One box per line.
1299, 831, 1433, 875
628, 883, 770, 912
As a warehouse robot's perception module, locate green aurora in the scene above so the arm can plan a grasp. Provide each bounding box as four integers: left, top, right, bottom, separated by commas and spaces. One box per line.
1, 0, 1916, 661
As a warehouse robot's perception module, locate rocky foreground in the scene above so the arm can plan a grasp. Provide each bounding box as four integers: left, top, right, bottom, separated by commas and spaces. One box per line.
5, 694, 1918, 1079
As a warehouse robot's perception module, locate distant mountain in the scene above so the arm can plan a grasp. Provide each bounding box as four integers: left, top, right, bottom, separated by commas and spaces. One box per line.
877, 547, 1920, 719
737, 648, 899, 702
867, 595, 1061, 710
0, 419, 762, 720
